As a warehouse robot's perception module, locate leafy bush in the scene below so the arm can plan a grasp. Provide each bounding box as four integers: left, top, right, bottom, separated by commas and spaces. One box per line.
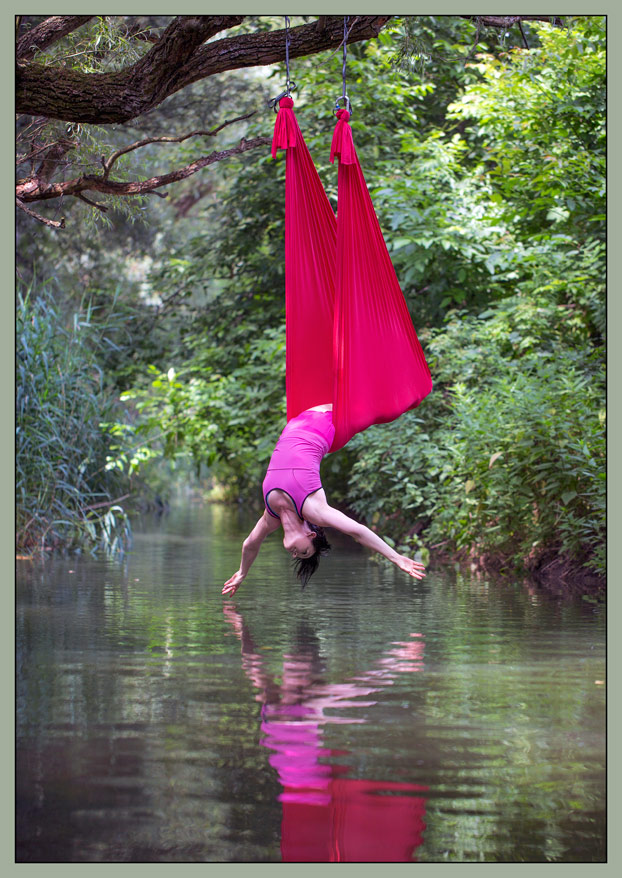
347, 279, 605, 574
118, 325, 287, 501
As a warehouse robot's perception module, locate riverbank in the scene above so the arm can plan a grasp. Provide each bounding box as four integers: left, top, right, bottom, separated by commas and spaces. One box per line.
443, 546, 606, 600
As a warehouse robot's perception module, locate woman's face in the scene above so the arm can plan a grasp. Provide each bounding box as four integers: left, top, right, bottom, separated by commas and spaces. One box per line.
283, 531, 316, 559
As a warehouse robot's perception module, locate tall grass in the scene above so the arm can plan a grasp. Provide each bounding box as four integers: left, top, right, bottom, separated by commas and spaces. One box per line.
16, 283, 132, 556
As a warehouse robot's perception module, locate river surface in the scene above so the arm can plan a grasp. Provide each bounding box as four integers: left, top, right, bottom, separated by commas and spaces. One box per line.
16, 503, 606, 862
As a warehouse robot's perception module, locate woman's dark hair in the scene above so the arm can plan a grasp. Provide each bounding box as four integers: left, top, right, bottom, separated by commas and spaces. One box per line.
293, 524, 331, 588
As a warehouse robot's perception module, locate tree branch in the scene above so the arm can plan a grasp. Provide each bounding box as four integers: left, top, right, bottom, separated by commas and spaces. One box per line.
16, 198, 65, 229
35, 137, 76, 183
460, 15, 565, 30
77, 192, 109, 212
177, 16, 391, 89
16, 15, 391, 124
101, 111, 255, 178
15, 135, 271, 208
16, 15, 96, 61
171, 182, 214, 218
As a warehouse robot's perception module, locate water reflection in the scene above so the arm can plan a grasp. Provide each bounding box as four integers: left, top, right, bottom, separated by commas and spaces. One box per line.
223, 604, 428, 862
16, 507, 606, 862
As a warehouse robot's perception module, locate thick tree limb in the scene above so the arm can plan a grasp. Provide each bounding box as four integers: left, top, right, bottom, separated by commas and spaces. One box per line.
16, 15, 96, 61
16, 135, 271, 205
171, 16, 390, 90
16, 15, 390, 124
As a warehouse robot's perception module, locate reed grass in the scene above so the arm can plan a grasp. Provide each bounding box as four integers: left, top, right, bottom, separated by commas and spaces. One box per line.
16, 283, 132, 556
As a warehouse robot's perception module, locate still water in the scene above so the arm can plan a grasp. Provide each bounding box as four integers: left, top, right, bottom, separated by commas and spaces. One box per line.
16, 504, 606, 862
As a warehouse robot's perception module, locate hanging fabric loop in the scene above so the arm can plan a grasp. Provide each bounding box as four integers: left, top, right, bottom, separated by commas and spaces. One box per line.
272, 100, 432, 453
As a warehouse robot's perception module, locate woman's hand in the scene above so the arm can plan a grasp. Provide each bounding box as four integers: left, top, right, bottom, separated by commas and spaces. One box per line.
222, 570, 246, 596
222, 511, 280, 598
393, 555, 427, 580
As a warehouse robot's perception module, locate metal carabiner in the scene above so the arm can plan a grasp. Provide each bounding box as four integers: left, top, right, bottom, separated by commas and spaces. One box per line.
268, 81, 297, 113
333, 94, 352, 117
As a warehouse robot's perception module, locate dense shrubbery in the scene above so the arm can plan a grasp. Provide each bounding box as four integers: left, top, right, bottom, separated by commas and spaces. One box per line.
347, 278, 605, 575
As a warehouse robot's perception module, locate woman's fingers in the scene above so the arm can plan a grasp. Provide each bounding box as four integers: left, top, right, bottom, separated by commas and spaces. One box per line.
399, 557, 426, 578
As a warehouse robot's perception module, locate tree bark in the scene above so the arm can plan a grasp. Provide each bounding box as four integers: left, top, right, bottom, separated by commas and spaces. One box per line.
16, 15, 96, 61
16, 15, 391, 124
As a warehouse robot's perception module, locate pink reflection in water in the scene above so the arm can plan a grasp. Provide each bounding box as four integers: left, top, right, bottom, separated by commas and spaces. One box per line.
224, 606, 428, 862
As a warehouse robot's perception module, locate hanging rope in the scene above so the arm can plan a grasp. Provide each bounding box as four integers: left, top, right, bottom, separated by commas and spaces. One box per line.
284, 15, 292, 92
269, 16, 297, 112
341, 16, 348, 101
334, 16, 352, 117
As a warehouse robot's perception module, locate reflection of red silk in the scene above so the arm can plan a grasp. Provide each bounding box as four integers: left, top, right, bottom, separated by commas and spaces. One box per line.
280, 778, 427, 863
272, 98, 433, 453
258, 636, 427, 862
261, 705, 427, 862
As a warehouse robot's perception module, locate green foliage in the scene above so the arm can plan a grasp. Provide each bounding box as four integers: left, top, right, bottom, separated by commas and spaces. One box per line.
347, 265, 605, 574
25, 15, 156, 71
119, 326, 287, 500
16, 283, 134, 555
447, 18, 605, 243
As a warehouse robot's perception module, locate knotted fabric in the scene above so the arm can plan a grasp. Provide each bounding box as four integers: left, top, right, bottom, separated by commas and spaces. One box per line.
273, 98, 432, 452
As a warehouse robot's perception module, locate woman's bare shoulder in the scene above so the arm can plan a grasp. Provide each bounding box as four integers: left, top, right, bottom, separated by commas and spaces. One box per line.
303, 492, 363, 535
301, 489, 330, 522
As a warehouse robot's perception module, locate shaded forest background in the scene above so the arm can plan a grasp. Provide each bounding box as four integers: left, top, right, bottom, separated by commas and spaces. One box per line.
15, 15, 605, 589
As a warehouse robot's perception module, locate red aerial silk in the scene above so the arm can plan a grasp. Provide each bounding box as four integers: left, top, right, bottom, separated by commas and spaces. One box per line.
272, 99, 432, 452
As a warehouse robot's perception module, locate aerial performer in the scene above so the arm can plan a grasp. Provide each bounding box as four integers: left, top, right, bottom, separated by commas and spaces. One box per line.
223, 18, 432, 596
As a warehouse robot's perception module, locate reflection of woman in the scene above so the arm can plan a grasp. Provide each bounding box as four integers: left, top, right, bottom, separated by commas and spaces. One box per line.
223, 606, 427, 862
222, 403, 426, 595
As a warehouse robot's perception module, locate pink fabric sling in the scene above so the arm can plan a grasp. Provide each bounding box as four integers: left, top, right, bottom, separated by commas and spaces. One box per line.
272, 97, 432, 453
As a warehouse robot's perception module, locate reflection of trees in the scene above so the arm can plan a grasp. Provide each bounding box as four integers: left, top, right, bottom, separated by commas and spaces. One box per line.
223, 605, 428, 862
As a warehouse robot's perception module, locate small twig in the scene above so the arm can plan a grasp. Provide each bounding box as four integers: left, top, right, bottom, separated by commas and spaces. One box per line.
15, 197, 65, 228
102, 112, 256, 177
77, 192, 109, 211
518, 20, 529, 50
464, 16, 482, 65
323, 15, 360, 64
82, 493, 131, 512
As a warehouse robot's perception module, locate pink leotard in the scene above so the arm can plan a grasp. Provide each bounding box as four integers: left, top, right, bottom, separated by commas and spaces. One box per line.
263, 409, 335, 520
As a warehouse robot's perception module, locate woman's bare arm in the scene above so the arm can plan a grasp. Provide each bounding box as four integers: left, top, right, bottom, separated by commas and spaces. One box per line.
222, 511, 281, 596
306, 500, 426, 580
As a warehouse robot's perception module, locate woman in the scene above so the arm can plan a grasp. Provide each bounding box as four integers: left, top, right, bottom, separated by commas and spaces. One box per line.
222, 404, 426, 596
